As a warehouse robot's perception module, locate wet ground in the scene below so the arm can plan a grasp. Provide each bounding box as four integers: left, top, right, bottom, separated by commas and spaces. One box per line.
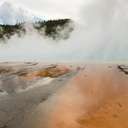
0, 62, 77, 128
0, 62, 128, 128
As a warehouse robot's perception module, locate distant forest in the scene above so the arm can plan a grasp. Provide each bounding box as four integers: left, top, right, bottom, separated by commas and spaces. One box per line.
0, 19, 74, 41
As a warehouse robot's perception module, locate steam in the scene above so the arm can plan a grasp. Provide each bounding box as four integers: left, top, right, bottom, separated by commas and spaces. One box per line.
0, 0, 128, 62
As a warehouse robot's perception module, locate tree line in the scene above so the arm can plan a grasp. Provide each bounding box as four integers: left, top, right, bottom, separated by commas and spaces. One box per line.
0, 19, 73, 41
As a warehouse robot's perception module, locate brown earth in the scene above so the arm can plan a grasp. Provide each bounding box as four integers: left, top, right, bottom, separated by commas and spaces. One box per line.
0, 63, 71, 80
46, 65, 128, 128
1, 63, 128, 128
23, 65, 71, 80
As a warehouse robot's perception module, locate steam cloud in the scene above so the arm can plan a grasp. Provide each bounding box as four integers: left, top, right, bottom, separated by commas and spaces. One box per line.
0, 0, 128, 62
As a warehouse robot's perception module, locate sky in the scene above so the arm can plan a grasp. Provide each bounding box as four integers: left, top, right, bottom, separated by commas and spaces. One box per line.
3, 0, 86, 21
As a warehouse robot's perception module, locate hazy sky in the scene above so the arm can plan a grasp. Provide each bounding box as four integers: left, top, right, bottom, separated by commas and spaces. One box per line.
6, 0, 87, 21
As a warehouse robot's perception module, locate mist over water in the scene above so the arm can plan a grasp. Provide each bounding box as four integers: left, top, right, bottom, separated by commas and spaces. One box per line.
0, 0, 128, 62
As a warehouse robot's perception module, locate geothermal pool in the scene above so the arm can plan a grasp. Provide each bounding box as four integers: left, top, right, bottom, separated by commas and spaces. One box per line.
0, 62, 128, 128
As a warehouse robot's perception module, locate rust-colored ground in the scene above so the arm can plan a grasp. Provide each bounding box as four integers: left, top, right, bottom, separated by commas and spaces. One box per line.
47, 65, 128, 128
23, 65, 71, 80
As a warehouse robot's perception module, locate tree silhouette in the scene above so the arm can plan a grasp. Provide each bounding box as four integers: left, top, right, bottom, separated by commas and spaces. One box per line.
0, 19, 74, 41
